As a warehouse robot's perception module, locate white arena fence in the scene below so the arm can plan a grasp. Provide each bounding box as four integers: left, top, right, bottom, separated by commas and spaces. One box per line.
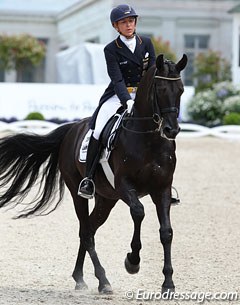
0, 120, 240, 140
178, 123, 240, 140
0, 120, 59, 135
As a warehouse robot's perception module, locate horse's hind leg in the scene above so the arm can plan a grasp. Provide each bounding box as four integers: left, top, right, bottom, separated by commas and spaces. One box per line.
72, 193, 107, 292
73, 192, 116, 294
88, 194, 117, 294
71, 193, 107, 292
73, 244, 88, 290
71, 195, 89, 290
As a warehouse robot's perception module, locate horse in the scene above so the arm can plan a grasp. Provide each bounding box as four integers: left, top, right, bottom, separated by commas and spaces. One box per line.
0, 53, 187, 294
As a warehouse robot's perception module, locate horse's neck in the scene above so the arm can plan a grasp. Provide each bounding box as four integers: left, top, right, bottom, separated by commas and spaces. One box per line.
134, 68, 154, 118
133, 84, 153, 122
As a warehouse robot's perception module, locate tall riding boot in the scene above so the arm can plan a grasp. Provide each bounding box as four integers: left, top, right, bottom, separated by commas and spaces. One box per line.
78, 136, 101, 199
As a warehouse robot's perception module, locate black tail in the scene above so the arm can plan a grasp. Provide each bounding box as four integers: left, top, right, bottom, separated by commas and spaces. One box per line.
0, 123, 74, 218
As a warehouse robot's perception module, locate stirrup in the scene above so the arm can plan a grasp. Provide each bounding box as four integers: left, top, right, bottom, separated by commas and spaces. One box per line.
171, 186, 181, 206
78, 177, 95, 199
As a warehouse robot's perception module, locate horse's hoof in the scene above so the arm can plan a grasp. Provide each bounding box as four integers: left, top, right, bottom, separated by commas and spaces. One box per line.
124, 255, 140, 274
161, 286, 175, 295
98, 284, 113, 294
75, 281, 88, 290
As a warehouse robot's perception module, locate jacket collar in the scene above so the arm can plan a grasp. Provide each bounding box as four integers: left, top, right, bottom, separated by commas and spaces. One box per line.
115, 35, 143, 65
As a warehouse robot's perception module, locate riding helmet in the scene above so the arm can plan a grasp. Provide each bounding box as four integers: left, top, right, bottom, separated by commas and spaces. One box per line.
110, 4, 138, 24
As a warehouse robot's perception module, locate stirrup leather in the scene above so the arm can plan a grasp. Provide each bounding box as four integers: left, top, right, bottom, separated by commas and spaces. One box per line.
78, 177, 96, 199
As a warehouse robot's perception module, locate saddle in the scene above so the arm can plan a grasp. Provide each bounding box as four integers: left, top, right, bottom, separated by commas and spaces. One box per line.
79, 109, 127, 188
100, 108, 126, 156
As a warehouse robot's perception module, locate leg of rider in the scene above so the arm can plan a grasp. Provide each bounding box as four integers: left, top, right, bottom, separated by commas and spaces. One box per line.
78, 135, 101, 197
79, 96, 122, 198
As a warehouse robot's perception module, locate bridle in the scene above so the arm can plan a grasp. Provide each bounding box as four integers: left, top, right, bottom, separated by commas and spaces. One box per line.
122, 69, 182, 134
151, 69, 181, 122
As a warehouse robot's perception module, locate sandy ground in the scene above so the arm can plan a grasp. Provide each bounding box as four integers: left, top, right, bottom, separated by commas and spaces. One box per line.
0, 135, 240, 305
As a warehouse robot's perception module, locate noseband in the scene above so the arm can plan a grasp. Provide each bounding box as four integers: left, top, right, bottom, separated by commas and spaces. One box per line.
122, 70, 181, 134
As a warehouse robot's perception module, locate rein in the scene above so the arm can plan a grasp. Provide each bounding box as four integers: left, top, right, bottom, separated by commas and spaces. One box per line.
122, 71, 181, 134
122, 115, 163, 134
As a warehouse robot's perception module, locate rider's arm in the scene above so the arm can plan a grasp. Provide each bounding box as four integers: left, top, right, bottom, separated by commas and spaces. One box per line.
104, 47, 131, 106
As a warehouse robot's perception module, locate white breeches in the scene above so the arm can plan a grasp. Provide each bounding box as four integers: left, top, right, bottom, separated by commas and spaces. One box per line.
92, 93, 136, 140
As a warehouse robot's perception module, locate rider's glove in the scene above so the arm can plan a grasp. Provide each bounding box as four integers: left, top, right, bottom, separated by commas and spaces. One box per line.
126, 99, 134, 114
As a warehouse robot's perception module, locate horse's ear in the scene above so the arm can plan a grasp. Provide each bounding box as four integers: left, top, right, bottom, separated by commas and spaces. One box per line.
176, 54, 188, 72
156, 54, 164, 71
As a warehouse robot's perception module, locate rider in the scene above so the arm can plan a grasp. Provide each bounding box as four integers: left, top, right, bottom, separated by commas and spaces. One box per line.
78, 4, 156, 199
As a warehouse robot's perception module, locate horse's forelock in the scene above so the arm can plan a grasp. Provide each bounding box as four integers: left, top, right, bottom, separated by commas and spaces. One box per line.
163, 61, 180, 78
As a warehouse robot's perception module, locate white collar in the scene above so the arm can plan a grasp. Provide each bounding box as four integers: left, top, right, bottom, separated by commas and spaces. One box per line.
120, 35, 136, 53
120, 34, 136, 43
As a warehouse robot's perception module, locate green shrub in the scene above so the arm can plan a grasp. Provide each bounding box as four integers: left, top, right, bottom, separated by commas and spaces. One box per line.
151, 37, 176, 61
25, 112, 45, 120
223, 112, 240, 125
193, 50, 231, 93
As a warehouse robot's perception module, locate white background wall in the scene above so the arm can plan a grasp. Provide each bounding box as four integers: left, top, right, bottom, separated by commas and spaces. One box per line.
232, 13, 240, 85
0, 83, 193, 121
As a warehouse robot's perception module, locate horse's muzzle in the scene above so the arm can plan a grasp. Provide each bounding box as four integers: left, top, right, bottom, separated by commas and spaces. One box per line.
163, 125, 180, 139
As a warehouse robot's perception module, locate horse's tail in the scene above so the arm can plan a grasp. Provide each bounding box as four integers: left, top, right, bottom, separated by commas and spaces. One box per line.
0, 123, 75, 218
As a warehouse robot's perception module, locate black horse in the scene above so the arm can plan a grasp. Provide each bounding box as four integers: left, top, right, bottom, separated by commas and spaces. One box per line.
0, 54, 187, 294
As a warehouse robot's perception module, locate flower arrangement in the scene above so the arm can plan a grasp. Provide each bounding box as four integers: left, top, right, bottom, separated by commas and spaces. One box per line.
0, 34, 46, 81
187, 81, 240, 126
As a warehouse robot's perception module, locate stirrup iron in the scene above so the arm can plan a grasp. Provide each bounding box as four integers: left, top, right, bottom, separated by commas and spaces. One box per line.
171, 186, 180, 205
78, 177, 95, 199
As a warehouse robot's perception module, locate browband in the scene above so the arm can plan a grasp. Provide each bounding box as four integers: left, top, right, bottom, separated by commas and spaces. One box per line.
154, 76, 181, 81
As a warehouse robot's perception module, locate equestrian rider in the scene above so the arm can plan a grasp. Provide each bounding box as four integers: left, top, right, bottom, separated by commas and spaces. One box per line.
78, 4, 156, 198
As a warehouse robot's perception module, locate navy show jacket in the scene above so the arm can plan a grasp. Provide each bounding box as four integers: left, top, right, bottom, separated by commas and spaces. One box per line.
90, 34, 156, 128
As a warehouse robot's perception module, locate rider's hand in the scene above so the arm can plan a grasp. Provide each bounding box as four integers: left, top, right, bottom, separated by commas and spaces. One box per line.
126, 99, 134, 114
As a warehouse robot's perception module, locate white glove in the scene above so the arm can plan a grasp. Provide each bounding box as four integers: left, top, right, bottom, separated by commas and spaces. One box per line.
126, 99, 134, 114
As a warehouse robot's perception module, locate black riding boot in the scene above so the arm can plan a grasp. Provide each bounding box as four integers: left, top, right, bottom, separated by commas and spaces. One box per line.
78, 136, 101, 199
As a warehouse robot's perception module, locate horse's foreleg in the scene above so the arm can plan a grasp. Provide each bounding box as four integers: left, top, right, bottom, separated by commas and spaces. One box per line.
122, 189, 145, 274
152, 192, 175, 293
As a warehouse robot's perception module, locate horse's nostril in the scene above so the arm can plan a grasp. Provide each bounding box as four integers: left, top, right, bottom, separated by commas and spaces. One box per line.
164, 127, 173, 136
164, 126, 180, 139
165, 127, 171, 132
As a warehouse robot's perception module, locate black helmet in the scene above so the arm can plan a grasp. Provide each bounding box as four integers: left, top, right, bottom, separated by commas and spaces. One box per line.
110, 4, 138, 24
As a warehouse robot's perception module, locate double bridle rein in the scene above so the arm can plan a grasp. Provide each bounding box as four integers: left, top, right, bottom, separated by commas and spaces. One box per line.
122, 71, 181, 134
